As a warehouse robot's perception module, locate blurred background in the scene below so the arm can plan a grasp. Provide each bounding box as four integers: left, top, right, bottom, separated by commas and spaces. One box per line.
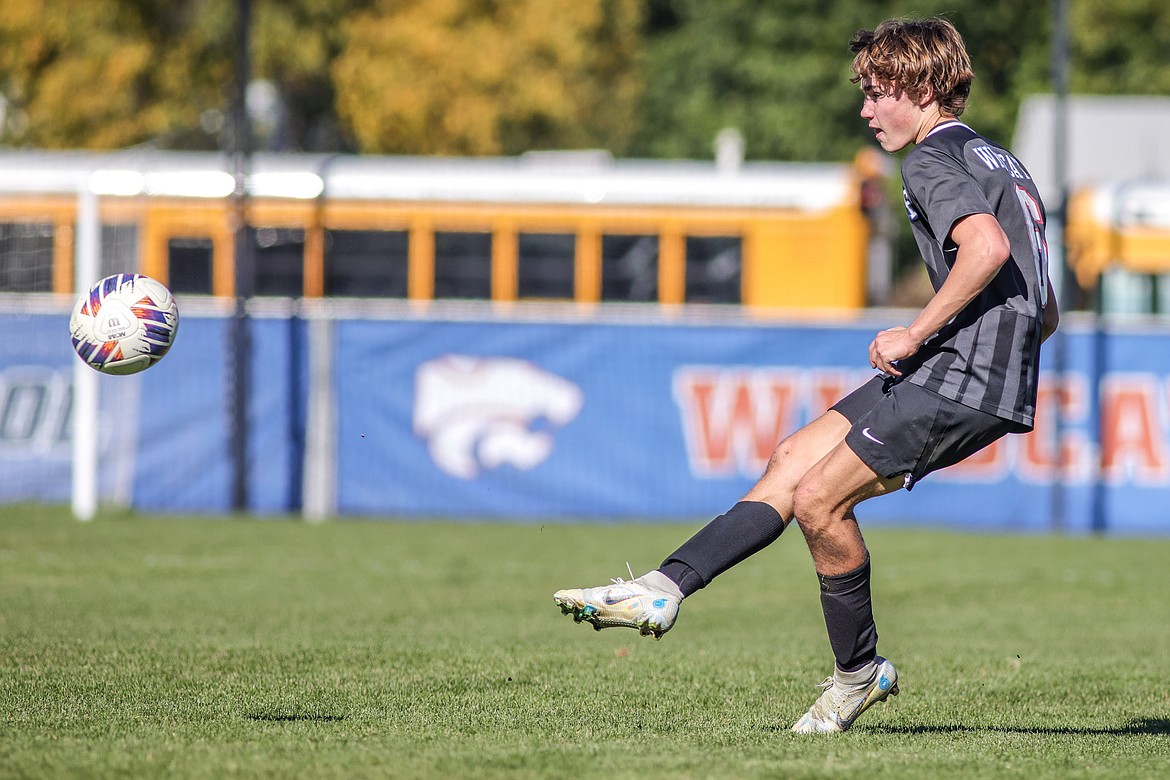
2, 0, 1169, 534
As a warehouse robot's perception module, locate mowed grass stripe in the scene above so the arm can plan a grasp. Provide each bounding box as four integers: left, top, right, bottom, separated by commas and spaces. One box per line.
1, 505, 1167, 779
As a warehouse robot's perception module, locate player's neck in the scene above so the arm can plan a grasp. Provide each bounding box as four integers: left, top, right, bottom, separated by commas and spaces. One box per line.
916, 112, 962, 143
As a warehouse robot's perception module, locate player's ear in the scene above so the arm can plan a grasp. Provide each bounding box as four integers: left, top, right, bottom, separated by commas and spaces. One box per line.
916, 83, 937, 109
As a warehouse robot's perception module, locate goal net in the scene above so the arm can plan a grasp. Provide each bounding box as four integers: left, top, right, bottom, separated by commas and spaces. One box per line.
0, 188, 142, 518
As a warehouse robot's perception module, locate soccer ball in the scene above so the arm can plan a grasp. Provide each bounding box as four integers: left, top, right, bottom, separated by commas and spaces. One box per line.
69, 273, 180, 375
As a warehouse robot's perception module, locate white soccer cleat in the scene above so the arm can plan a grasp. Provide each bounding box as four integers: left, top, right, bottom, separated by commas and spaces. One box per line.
791, 656, 899, 734
553, 577, 681, 640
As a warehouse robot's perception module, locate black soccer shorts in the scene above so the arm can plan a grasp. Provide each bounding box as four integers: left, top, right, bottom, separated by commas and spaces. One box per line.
831, 375, 1022, 491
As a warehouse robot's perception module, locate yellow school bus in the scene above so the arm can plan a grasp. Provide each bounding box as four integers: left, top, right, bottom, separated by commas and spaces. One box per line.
1067, 181, 1170, 284
1065, 180, 1170, 313
0, 149, 871, 312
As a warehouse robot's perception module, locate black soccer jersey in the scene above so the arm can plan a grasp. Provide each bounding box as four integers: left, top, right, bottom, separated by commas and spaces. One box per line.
897, 121, 1048, 429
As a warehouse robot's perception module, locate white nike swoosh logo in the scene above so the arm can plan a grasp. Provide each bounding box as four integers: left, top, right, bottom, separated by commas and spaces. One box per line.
861, 427, 884, 445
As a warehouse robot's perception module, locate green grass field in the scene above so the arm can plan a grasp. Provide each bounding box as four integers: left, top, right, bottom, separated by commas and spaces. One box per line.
1, 505, 1168, 779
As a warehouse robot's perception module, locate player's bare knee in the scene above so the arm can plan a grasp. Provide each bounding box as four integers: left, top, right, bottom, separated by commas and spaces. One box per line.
791, 480, 832, 535
763, 436, 811, 488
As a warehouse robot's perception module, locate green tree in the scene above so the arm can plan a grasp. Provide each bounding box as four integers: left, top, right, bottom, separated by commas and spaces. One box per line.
1073, 0, 1170, 94
631, 0, 1053, 162
632, 0, 868, 161
332, 0, 642, 155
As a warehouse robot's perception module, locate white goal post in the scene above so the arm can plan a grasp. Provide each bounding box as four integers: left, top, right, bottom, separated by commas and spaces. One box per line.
71, 185, 100, 521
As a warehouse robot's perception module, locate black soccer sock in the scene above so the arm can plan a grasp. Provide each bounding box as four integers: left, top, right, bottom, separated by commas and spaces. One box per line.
657, 559, 705, 597
658, 501, 785, 597
818, 556, 879, 673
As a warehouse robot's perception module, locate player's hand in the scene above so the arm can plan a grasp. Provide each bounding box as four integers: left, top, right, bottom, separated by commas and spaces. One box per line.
869, 326, 920, 376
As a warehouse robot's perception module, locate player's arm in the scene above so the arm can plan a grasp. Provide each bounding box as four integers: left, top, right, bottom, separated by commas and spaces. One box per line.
869, 212, 1009, 375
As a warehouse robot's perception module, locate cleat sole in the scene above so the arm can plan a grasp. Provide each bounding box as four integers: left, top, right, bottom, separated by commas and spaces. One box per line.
549, 591, 673, 640
553, 594, 670, 639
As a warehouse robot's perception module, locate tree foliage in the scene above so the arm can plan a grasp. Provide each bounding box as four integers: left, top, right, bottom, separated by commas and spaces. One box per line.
1073, 0, 1170, 95
0, 0, 231, 149
0, 0, 1166, 158
631, 0, 1053, 161
0, 0, 373, 151
332, 0, 642, 155
249, 0, 377, 150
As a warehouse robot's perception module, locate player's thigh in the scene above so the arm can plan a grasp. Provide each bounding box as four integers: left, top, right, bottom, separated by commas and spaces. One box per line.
743, 408, 852, 505
749, 375, 887, 498
792, 438, 903, 523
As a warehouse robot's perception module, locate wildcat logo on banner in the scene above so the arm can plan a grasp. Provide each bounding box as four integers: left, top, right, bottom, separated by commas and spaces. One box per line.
414, 355, 583, 479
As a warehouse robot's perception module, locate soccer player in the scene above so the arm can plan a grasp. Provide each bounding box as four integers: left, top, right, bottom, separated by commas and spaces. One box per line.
552, 17, 1061, 734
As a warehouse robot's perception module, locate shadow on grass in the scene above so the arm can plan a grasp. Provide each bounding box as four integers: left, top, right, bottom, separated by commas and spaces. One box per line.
865, 718, 1170, 736
246, 712, 347, 723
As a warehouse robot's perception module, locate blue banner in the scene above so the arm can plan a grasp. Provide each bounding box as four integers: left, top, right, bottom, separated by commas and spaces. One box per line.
331, 316, 1170, 534
1, 310, 303, 514
131, 314, 306, 513
3, 306, 1169, 534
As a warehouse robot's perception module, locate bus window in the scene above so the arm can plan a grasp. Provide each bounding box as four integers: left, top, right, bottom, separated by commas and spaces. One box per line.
0, 223, 54, 293
518, 232, 575, 300
251, 226, 306, 298
434, 231, 491, 299
601, 234, 658, 302
685, 236, 741, 304
167, 238, 214, 295
324, 229, 408, 298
